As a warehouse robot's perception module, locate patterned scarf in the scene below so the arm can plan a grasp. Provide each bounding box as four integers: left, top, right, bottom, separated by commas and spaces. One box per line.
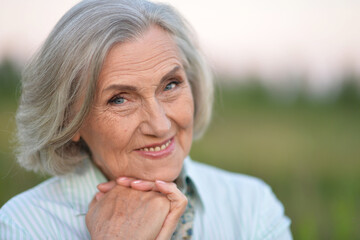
171, 177, 196, 240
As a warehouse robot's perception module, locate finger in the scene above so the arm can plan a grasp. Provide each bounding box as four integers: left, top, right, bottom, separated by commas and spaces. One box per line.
116, 177, 137, 187
97, 180, 116, 193
131, 180, 158, 191
155, 180, 188, 240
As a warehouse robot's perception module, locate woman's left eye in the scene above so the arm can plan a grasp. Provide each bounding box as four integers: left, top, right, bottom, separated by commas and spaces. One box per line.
164, 81, 179, 91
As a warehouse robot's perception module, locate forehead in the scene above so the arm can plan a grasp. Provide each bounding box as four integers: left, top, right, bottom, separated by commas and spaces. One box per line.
97, 26, 183, 89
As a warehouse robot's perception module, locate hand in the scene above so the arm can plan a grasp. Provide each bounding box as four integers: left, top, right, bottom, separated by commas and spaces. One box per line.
86, 184, 170, 240
97, 177, 188, 240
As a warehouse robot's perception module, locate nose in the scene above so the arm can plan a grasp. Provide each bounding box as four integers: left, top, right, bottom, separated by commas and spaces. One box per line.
139, 99, 171, 137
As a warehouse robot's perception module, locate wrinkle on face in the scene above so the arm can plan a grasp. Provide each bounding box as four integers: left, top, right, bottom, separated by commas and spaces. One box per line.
77, 25, 194, 181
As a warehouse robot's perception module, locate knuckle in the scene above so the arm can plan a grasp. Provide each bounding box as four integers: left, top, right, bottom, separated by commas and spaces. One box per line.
181, 199, 188, 208
181, 196, 188, 208
180, 192, 187, 202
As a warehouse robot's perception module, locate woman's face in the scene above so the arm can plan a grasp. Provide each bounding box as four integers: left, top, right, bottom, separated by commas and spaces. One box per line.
75, 26, 194, 181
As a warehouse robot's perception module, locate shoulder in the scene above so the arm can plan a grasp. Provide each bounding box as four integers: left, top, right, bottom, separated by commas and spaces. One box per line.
1, 176, 68, 212
0, 177, 67, 237
0, 175, 83, 239
4, 176, 66, 204
189, 160, 270, 196
188, 160, 279, 211
0, 159, 103, 239
1, 176, 64, 210
187, 160, 292, 239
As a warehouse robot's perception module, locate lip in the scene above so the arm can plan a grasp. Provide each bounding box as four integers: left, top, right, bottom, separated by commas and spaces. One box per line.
135, 137, 175, 159
137, 137, 173, 149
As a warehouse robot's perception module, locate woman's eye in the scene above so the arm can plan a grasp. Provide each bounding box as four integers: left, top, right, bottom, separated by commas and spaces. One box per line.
110, 96, 127, 105
164, 81, 178, 91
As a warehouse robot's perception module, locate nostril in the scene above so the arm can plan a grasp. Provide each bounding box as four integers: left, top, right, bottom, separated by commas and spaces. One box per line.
139, 100, 171, 136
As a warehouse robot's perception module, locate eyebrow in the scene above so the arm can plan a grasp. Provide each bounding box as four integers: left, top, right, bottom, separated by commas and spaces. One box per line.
102, 65, 181, 93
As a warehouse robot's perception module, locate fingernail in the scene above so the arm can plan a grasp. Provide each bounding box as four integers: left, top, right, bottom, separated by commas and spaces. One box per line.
117, 177, 128, 181
132, 180, 142, 184
156, 180, 166, 184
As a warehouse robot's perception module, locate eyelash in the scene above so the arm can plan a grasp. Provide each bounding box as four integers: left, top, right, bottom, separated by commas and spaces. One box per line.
164, 79, 181, 91
109, 95, 127, 105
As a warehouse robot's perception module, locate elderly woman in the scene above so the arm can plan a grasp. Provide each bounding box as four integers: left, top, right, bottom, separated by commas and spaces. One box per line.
0, 0, 292, 239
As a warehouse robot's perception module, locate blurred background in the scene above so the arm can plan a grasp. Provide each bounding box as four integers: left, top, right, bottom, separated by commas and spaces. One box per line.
1, 0, 359, 239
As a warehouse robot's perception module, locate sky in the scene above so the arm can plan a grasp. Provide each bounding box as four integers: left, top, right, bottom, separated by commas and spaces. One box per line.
1, 0, 360, 94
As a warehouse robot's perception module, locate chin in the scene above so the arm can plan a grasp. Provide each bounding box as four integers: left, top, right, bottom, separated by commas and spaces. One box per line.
145, 167, 182, 182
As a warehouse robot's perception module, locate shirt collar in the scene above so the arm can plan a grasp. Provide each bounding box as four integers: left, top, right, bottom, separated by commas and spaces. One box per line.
62, 158, 106, 215
181, 156, 206, 210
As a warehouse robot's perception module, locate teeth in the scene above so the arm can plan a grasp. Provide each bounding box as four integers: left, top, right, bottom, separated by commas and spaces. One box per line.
140, 139, 171, 152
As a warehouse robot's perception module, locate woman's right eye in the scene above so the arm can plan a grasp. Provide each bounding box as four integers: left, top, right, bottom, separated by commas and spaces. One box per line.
109, 96, 127, 105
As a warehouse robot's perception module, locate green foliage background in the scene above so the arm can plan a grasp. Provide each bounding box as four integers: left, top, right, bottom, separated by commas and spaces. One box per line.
1, 60, 359, 239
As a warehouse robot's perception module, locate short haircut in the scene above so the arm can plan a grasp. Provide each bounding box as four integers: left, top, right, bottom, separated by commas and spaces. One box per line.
16, 0, 213, 175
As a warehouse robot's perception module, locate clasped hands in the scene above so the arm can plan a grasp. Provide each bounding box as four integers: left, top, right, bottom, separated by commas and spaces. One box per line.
86, 177, 188, 240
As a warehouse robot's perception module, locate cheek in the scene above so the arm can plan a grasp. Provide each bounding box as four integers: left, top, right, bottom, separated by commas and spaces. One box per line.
171, 91, 194, 129
81, 112, 135, 155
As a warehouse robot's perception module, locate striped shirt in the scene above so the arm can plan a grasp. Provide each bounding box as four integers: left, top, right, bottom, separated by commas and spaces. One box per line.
0, 157, 292, 239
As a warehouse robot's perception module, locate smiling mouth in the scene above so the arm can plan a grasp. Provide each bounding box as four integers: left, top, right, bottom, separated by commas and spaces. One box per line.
135, 137, 175, 159
138, 138, 172, 152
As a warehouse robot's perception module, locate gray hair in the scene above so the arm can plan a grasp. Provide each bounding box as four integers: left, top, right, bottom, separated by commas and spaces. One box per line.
16, 0, 213, 175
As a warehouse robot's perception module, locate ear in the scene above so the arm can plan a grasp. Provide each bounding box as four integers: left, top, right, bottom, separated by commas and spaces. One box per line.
72, 132, 81, 142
